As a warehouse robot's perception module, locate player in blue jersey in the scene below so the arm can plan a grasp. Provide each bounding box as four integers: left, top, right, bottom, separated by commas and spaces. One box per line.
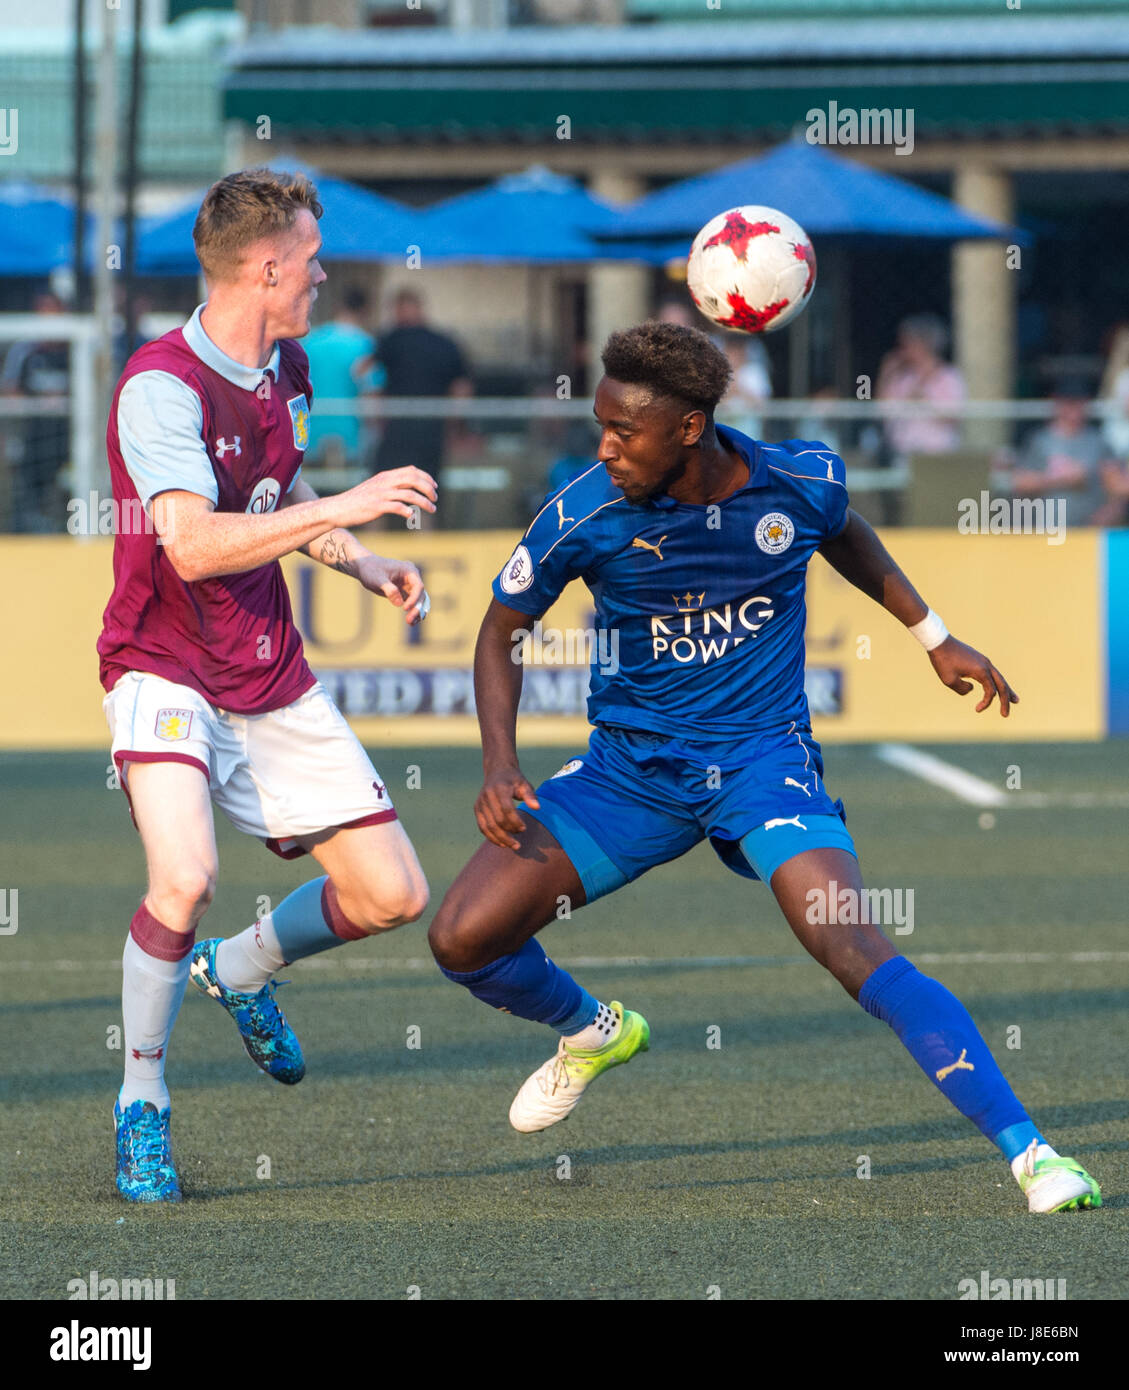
428, 322, 1100, 1214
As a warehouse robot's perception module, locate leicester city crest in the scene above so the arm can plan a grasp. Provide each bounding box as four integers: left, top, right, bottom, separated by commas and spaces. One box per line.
755, 511, 795, 555
287, 394, 310, 451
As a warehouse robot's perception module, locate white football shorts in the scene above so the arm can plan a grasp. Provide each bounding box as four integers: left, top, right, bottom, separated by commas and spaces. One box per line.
104, 671, 396, 858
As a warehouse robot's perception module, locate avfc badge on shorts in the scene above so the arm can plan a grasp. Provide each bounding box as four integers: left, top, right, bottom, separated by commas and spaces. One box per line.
755, 511, 795, 555
155, 708, 193, 742
287, 394, 310, 451
500, 543, 535, 595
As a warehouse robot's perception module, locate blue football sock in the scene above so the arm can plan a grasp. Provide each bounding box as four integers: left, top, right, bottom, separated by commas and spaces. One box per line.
439, 937, 599, 1035
859, 957, 1044, 1162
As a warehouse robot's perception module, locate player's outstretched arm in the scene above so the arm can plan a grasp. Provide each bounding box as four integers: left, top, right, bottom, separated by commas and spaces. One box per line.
473, 598, 542, 850
153, 466, 437, 584
818, 508, 1019, 717
281, 477, 429, 625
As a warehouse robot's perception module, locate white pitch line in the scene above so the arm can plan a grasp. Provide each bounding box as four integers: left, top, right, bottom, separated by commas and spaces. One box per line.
1012, 791, 1129, 810
8, 950, 1129, 975
875, 742, 1008, 807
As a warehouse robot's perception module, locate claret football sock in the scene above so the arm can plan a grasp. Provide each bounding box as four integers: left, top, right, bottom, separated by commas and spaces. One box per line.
438, 936, 602, 1034
858, 956, 1045, 1161
214, 877, 356, 993
119, 904, 193, 1111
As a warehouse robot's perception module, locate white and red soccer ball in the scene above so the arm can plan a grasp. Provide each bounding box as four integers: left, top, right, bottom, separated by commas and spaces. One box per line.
686, 205, 816, 334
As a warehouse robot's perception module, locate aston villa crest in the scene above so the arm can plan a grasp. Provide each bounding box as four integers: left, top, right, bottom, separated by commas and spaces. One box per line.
287, 394, 310, 451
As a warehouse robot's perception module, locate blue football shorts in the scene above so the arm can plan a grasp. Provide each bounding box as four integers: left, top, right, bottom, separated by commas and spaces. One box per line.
521, 721, 857, 904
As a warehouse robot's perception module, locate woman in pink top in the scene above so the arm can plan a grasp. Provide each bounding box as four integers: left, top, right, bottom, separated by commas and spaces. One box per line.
877, 314, 966, 457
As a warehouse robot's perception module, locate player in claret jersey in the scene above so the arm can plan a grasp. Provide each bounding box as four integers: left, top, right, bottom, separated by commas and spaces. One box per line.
427, 322, 1101, 1215
98, 169, 438, 1202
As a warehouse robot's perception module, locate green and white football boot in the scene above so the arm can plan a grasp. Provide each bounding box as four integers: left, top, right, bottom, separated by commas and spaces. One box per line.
509, 1001, 649, 1133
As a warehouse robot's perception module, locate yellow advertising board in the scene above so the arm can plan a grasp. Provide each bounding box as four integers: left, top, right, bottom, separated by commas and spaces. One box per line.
0, 529, 1102, 750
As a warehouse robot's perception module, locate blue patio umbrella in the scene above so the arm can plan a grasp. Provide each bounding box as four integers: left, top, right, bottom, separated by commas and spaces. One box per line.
136, 163, 421, 274
415, 166, 628, 263
0, 182, 101, 275
593, 141, 1017, 257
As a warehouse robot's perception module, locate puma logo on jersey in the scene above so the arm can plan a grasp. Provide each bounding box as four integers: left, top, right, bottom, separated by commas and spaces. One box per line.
784, 777, 812, 797
817, 453, 835, 479
764, 815, 805, 831
935, 1049, 975, 1083
556, 498, 575, 529
632, 535, 667, 561
215, 436, 241, 457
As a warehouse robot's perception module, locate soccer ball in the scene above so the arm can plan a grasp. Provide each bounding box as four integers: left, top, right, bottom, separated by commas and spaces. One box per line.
686, 205, 816, 334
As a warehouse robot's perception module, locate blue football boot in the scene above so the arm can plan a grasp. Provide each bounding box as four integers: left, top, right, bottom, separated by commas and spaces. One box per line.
188, 937, 305, 1084
114, 1098, 181, 1203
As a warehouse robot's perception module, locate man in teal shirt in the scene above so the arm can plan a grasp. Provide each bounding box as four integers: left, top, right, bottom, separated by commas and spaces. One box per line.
303, 285, 383, 469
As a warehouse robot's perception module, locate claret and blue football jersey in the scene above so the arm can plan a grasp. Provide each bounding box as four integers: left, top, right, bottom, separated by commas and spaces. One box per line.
492, 424, 850, 741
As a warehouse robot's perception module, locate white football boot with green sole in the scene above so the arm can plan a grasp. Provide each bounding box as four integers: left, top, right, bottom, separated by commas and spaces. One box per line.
509, 1001, 649, 1133
1016, 1141, 1101, 1213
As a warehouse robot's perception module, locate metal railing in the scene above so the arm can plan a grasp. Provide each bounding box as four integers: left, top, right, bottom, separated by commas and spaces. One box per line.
0, 306, 1123, 532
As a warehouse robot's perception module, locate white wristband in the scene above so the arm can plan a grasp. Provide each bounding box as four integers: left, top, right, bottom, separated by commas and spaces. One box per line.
908, 608, 949, 651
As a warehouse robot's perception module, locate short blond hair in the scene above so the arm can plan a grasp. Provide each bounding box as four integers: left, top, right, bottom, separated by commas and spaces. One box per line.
192, 168, 323, 282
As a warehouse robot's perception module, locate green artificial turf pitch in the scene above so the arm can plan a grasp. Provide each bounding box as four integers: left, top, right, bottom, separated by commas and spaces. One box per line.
1, 742, 1126, 1300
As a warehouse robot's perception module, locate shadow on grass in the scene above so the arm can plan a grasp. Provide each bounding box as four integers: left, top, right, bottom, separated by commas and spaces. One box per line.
180, 1101, 1127, 1201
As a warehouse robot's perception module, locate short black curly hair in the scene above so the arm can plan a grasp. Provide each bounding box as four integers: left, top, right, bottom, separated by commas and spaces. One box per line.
601, 321, 733, 416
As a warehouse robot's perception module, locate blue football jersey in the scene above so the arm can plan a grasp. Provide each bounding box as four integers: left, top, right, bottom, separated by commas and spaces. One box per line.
492, 424, 850, 740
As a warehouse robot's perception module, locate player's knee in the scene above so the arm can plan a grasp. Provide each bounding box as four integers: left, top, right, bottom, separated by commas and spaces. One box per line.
381, 874, 430, 929
427, 893, 493, 973
149, 861, 216, 928
339, 865, 429, 933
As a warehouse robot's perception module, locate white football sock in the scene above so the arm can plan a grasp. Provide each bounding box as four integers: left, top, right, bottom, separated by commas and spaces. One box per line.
119, 935, 190, 1111
564, 1001, 620, 1051
215, 914, 288, 994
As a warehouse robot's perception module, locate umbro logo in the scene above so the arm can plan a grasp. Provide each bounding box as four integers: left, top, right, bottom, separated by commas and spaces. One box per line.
632, 535, 667, 561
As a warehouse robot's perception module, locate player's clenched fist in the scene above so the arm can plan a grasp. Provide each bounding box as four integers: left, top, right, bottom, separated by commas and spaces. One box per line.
337, 466, 438, 527
475, 766, 541, 850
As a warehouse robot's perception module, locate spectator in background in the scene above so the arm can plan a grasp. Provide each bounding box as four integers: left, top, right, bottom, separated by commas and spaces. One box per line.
876, 314, 966, 457
374, 289, 472, 482
798, 384, 844, 457
302, 285, 382, 474
656, 296, 696, 330
1, 289, 70, 532
113, 289, 155, 367
719, 335, 772, 440
548, 421, 598, 496
1006, 379, 1117, 529
1098, 322, 1129, 463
